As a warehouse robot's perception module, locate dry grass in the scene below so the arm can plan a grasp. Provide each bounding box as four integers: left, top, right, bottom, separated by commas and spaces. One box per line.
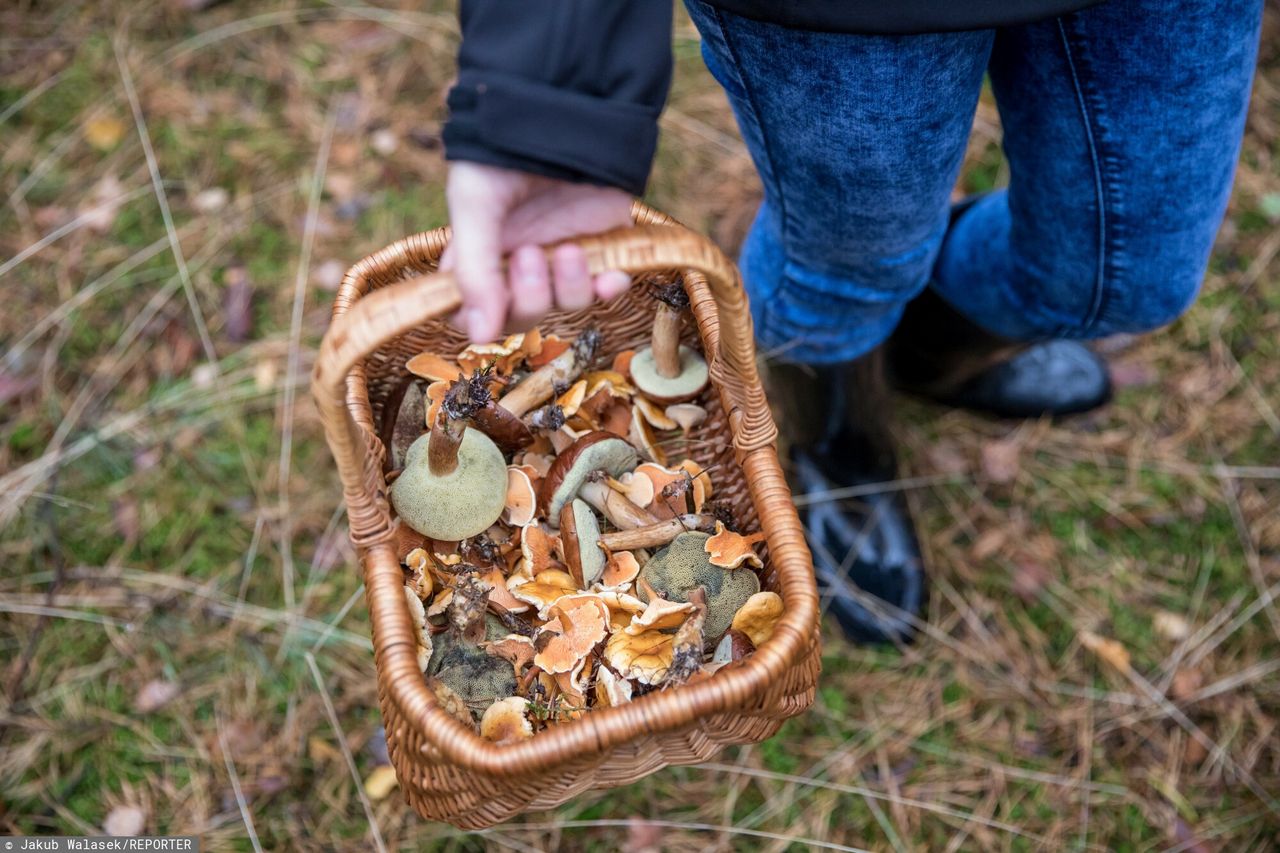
1, 1, 1278, 850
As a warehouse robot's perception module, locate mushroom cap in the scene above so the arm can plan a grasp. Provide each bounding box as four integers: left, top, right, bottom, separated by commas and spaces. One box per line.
428, 625, 519, 720
390, 429, 508, 540
637, 532, 760, 640
539, 431, 639, 525
479, 696, 534, 743
730, 591, 784, 647
560, 499, 606, 587
630, 345, 709, 403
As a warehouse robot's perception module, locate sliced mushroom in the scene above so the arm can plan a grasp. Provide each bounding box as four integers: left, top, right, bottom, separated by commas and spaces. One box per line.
630, 284, 709, 404
390, 375, 508, 540
539, 431, 640, 525
560, 499, 606, 587
498, 328, 600, 417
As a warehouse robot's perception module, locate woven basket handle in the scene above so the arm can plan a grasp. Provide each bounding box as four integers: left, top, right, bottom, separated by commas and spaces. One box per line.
311, 223, 773, 542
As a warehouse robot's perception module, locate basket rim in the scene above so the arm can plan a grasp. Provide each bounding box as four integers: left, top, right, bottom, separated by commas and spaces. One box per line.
320, 206, 819, 776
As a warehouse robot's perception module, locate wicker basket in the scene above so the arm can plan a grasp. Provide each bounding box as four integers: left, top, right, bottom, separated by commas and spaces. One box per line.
311, 202, 821, 828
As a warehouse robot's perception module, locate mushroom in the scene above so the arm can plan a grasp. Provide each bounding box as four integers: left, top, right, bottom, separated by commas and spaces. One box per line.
560, 499, 606, 587
665, 403, 707, 433
533, 597, 608, 675
663, 587, 708, 687
603, 625, 675, 686
705, 521, 765, 569
405, 548, 434, 599
596, 514, 717, 551
503, 467, 537, 527
404, 586, 433, 672
428, 633, 519, 719
388, 380, 427, 469
637, 532, 760, 641
599, 550, 642, 588
594, 665, 633, 707
633, 395, 678, 431
482, 634, 537, 676
390, 374, 508, 540
425, 677, 475, 727
480, 696, 534, 743
539, 431, 640, 525
406, 351, 462, 383
712, 628, 755, 665
508, 569, 579, 617
578, 473, 661, 531
498, 328, 601, 417
628, 404, 667, 465
629, 283, 708, 404
626, 579, 697, 634
730, 591, 784, 647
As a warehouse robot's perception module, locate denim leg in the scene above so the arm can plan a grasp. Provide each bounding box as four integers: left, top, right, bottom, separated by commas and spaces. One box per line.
685, 1, 993, 364
933, 0, 1264, 341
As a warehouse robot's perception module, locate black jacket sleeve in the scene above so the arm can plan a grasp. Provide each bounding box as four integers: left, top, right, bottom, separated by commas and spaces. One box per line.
443, 1, 673, 197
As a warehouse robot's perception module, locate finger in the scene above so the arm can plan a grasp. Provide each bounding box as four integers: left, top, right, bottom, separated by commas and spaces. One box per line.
593, 270, 632, 302
447, 189, 508, 344
506, 245, 552, 331
551, 244, 593, 312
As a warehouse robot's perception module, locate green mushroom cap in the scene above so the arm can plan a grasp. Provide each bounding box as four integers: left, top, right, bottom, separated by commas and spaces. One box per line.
637, 531, 760, 641
390, 429, 507, 540
427, 616, 518, 719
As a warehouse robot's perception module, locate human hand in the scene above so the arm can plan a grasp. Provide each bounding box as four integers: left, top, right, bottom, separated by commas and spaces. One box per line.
442, 161, 635, 344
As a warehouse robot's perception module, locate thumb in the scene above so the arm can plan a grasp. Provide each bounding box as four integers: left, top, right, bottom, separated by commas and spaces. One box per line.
446, 183, 509, 344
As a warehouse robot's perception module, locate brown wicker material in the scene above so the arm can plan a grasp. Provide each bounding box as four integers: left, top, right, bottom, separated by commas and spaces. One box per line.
311, 202, 821, 828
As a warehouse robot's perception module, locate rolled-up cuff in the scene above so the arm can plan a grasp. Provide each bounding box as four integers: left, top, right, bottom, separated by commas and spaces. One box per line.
444, 69, 659, 196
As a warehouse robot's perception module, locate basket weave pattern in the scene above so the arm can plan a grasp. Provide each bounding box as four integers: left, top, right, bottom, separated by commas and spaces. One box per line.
312, 204, 820, 828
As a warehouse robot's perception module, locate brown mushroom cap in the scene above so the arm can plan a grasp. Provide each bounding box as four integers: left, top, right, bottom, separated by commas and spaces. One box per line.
479, 696, 534, 743
637, 531, 760, 640
539, 431, 639, 525
390, 429, 507, 540
559, 499, 606, 587
630, 345, 709, 403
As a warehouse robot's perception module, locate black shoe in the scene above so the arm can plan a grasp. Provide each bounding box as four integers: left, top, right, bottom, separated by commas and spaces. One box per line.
886, 196, 1112, 418
887, 287, 1112, 418
769, 350, 926, 644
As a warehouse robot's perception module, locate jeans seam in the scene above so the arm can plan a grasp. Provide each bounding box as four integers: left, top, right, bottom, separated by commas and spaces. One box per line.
1055, 17, 1111, 335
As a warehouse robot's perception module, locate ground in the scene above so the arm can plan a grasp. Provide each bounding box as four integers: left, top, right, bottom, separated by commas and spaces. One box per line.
1, 2, 1278, 851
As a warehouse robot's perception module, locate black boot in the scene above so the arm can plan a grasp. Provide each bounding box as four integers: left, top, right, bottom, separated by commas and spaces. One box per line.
769, 350, 925, 644
887, 201, 1112, 418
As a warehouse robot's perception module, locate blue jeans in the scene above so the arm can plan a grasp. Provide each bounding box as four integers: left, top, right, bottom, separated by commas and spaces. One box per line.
685, 0, 1263, 364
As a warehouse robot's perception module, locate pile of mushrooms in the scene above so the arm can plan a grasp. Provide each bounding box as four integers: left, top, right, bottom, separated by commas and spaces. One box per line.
380, 288, 784, 743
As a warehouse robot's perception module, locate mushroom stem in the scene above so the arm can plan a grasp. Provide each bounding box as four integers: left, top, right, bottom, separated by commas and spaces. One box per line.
427, 414, 464, 476
499, 328, 600, 417
579, 476, 661, 530
652, 303, 683, 379
596, 514, 716, 551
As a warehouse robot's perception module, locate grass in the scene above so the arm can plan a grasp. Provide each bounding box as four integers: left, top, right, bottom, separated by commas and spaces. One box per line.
2, 1, 1279, 850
